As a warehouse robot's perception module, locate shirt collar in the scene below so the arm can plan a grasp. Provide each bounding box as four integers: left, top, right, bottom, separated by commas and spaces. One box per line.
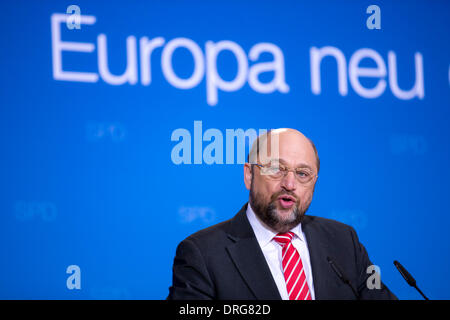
246, 202, 305, 248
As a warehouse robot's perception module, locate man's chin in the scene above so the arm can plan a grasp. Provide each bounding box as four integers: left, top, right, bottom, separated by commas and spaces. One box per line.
250, 192, 306, 233
274, 209, 298, 224
275, 201, 299, 216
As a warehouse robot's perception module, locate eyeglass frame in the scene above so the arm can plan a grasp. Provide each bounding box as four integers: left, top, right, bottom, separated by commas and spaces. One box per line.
251, 162, 319, 184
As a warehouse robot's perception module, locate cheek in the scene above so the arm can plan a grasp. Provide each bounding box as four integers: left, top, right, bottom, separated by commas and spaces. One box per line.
254, 178, 278, 199
297, 188, 313, 203
267, 184, 283, 201
306, 190, 316, 203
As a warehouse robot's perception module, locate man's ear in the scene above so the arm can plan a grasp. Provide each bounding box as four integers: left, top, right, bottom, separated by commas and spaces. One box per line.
244, 163, 253, 190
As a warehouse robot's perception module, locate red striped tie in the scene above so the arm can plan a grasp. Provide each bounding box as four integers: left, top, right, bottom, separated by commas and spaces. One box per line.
273, 232, 312, 300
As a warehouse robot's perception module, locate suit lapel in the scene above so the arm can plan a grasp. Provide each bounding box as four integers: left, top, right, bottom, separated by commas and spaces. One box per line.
224, 205, 336, 300
302, 215, 330, 300
225, 204, 281, 300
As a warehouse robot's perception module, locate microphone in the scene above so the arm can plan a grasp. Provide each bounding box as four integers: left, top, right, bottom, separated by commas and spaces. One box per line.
327, 256, 360, 299
393, 260, 429, 300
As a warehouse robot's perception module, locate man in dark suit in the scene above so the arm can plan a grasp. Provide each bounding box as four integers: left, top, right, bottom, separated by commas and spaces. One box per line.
168, 129, 397, 300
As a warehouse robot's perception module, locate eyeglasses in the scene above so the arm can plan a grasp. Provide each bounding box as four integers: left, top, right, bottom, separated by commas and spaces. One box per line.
253, 163, 318, 184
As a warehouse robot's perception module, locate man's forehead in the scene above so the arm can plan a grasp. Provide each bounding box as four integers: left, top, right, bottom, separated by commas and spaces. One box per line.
261, 132, 314, 156
248, 128, 318, 168
257, 131, 317, 167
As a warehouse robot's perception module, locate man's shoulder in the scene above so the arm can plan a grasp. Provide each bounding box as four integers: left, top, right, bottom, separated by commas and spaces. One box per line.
177, 206, 359, 251
184, 214, 354, 240
179, 203, 250, 248
184, 218, 234, 243
303, 214, 356, 236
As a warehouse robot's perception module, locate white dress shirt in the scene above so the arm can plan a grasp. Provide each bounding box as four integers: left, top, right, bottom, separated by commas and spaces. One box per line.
246, 203, 315, 300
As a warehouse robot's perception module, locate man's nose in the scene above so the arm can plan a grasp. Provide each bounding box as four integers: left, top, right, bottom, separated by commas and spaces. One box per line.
280, 171, 297, 191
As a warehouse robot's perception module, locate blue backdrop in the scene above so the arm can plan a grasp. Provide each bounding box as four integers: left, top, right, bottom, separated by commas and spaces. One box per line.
1, 0, 449, 299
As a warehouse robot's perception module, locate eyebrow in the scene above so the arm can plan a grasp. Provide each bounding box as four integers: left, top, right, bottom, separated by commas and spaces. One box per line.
275, 158, 314, 170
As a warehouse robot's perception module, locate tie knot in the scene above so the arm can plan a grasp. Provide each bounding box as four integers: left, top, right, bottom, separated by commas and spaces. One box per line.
273, 232, 295, 246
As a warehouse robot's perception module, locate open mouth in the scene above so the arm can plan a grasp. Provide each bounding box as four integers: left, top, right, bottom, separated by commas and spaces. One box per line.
277, 195, 296, 209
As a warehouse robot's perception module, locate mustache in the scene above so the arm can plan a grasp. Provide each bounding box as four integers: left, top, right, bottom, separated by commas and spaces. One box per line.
270, 191, 299, 202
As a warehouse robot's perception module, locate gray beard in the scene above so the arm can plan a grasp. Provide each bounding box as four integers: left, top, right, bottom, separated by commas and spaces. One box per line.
249, 184, 310, 234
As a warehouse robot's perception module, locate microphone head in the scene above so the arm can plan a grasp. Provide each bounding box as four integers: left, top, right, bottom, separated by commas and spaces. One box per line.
394, 260, 417, 287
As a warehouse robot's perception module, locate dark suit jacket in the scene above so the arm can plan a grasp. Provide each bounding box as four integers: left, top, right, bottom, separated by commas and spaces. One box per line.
168, 203, 397, 300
